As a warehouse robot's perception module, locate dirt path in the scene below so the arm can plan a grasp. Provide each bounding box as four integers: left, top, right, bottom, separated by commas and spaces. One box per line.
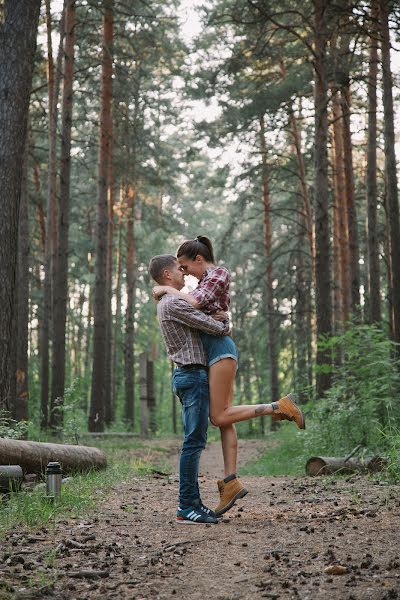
1, 439, 399, 600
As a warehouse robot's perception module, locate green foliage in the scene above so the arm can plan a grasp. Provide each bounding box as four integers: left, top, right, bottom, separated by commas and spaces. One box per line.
242, 424, 310, 476
308, 324, 400, 456
0, 412, 29, 440
380, 424, 400, 481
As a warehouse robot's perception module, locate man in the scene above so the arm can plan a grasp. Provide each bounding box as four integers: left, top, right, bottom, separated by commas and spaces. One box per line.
148, 254, 230, 525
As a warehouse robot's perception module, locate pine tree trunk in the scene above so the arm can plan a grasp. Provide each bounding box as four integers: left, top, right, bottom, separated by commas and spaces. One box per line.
89, 0, 114, 431
313, 0, 332, 397
41, 3, 65, 430
366, 0, 381, 324
340, 85, 361, 314
50, 0, 76, 432
105, 140, 114, 425
14, 145, 30, 422
112, 204, 123, 412
259, 116, 280, 410
84, 282, 93, 412
0, 0, 41, 412
295, 225, 311, 402
380, 0, 400, 344
125, 185, 136, 427
331, 93, 350, 324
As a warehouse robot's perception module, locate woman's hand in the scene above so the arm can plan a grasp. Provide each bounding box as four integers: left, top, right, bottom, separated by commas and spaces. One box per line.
212, 310, 229, 322
152, 285, 178, 300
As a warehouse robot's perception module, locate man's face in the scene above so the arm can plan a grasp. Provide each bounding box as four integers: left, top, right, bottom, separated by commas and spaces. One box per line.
167, 262, 185, 290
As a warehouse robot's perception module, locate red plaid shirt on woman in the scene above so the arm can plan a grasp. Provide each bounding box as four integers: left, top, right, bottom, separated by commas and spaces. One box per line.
190, 266, 231, 314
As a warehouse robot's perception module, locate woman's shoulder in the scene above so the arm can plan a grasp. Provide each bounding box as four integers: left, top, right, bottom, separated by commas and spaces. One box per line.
211, 265, 230, 277
204, 265, 231, 282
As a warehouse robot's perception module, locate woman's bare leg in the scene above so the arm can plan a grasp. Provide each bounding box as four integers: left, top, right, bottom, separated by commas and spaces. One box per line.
209, 359, 275, 429
220, 425, 237, 477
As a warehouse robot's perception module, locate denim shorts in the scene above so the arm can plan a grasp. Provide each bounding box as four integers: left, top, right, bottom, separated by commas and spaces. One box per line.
199, 332, 238, 367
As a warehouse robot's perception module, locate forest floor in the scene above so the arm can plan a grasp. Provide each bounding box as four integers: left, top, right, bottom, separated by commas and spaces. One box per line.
1, 437, 400, 600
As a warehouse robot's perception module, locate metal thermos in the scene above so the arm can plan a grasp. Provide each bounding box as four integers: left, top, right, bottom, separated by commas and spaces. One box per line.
46, 461, 62, 499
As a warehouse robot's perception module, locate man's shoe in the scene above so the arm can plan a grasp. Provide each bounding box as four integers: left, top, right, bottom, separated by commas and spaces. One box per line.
176, 506, 218, 524
199, 502, 218, 519
214, 477, 248, 517
272, 393, 305, 429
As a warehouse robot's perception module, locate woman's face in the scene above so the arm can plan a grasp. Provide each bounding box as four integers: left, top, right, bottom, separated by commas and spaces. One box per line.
178, 254, 206, 280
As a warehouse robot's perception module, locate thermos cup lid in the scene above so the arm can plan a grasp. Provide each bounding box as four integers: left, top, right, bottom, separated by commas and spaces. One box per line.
46, 461, 62, 473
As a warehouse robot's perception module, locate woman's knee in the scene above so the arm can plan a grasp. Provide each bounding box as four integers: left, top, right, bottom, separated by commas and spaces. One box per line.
209, 412, 226, 428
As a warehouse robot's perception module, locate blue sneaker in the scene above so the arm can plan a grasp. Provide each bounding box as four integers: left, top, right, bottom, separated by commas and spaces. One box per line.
198, 502, 218, 519
176, 506, 218, 524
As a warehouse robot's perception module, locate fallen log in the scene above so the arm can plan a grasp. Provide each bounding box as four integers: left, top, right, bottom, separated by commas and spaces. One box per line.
0, 465, 23, 493
82, 432, 139, 438
0, 438, 107, 475
305, 455, 387, 476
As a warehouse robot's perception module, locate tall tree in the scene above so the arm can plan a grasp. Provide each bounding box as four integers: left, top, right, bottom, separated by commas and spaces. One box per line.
41, 3, 65, 430
366, 0, 381, 324
124, 184, 136, 427
314, 0, 332, 396
259, 116, 280, 408
50, 0, 76, 431
0, 0, 41, 411
14, 144, 30, 422
89, 0, 114, 431
380, 0, 400, 344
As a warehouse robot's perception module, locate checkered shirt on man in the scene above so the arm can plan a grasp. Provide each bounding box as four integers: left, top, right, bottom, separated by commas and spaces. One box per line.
156, 294, 229, 366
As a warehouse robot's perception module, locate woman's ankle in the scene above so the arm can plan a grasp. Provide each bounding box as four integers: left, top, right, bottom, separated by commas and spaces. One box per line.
255, 403, 272, 416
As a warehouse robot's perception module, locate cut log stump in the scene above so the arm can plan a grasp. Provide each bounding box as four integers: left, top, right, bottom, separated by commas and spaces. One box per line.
305, 455, 387, 476
0, 465, 23, 493
0, 438, 107, 475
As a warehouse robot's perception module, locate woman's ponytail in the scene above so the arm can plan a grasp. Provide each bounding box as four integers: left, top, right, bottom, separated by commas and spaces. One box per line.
177, 235, 215, 263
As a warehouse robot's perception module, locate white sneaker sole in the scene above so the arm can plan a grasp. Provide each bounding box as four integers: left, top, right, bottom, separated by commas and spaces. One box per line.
175, 518, 218, 525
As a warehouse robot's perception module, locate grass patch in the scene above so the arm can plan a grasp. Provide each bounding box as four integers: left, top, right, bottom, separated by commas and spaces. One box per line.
0, 439, 172, 540
241, 423, 318, 477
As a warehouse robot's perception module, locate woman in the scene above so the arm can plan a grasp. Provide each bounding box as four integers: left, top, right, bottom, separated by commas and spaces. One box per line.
153, 236, 305, 516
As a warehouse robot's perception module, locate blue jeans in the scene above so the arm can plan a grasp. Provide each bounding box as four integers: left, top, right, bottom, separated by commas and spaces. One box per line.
172, 367, 209, 508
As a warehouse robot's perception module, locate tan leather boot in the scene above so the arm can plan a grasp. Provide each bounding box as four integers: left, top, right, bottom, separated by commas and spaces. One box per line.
272, 392, 305, 429
214, 477, 248, 517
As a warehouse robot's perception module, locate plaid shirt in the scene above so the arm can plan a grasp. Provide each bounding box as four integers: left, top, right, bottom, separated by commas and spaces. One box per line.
191, 266, 231, 314
157, 295, 230, 366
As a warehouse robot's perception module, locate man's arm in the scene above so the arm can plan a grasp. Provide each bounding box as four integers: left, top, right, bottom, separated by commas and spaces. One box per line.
164, 298, 230, 336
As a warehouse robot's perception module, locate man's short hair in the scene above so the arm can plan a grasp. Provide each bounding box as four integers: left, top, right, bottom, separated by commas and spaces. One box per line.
148, 254, 177, 283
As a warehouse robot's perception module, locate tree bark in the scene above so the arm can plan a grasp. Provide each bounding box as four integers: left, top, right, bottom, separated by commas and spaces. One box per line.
259, 116, 280, 411
41, 3, 65, 430
125, 184, 136, 427
111, 201, 123, 413
14, 144, 30, 422
331, 93, 350, 324
0, 0, 41, 412
380, 0, 400, 345
340, 84, 361, 314
366, 0, 381, 324
313, 0, 332, 397
89, 0, 114, 431
0, 438, 107, 475
105, 138, 114, 425
50, 0, 76, 431
306, 455, 387, 476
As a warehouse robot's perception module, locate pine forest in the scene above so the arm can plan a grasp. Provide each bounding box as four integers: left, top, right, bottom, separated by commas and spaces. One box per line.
2, 1, 400, 475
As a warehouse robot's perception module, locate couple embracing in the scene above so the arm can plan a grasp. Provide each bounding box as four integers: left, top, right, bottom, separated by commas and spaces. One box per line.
149, 236, 305, 525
